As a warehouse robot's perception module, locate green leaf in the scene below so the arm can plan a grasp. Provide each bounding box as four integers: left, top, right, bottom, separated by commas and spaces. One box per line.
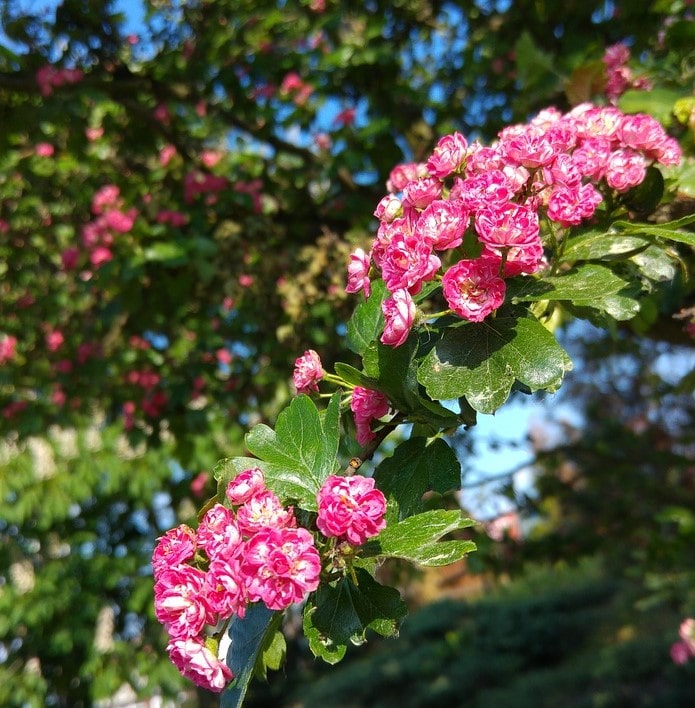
311, 568, 407, 645
144, 241, 188, 264
417, 306, 572, 414
333, 362, 378, 389
621, 165, 664, 215
347, 279, 387, 355
613, 213, 695, 246
618, 88, 685, 126
510, 264, 641, 320
221, 604, 281, 708
374, 437, 461, 519
371, 510, 476, 566
562, 229, 651, 262
303, 605, 347, 665
215, 393, 341, 510
630, 245, 679, 282
514, 31, 556, 89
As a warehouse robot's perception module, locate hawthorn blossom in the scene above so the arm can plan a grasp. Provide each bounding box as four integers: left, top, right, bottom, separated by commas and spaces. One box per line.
316, 474, 387, 545
0, 335, 18, 364
235, 490, 296, 536
502, 127, 557, 168
196, 504, 243, 559
241, 527, 321, 610
293, 349, 323, 394
416, 199, 469, 251
35, 143, 55, 157
351, 387, 390, 447
426, 132, 468, 178
402, 177, 443, 213
474, 202, 540, 252
380, 231, 441, 295
205, 557, 248, 620
605, 148, 647, 192
442, 258, 506, 322
167, 637, 233, 693
381, 289, 416, 347
226, 467, 266, 506
346, 248, 372, 298
152, 525, 197, 576
154, 565, 215, 639
386, 162, 428, 192
547, 183, 603, 228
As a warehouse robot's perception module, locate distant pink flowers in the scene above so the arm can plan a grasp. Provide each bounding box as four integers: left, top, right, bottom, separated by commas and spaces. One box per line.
351, 386, 390, 447
317, 474, 386, 545
293, 349, 323, 394
36, 65, 83, 97
0, 334, 18, 364
671, 618, 695, 666
346, 102, 682, 344
603, 42, 652, 103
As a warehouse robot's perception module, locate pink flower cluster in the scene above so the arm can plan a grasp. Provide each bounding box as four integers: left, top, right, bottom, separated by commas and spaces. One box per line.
671, 618, 695, 666
347, 104, 681, 343
603, 43, 652, 103
36, 65, 83, 97
184, 170, 228, 204
77, 185, 137, 268
153, 468, 321, 692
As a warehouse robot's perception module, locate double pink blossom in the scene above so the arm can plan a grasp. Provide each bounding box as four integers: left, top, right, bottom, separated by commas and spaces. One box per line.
167, 638, 233, 693
381, 289, 415, 347
351, 387, 390, 447
346, 249, 372, 298
380, 231, 441, 295
293, 349, 323, 394
152, 525, 197, 576
241, 527, 321, 611
316, 474, 387, 545
226, 467, 266, 506
442, 258, 506, 323
426, 132, 468, 178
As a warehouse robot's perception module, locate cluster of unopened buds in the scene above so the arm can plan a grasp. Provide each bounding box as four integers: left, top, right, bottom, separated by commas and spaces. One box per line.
343, 102, 680, 346
153, 467, 386, 691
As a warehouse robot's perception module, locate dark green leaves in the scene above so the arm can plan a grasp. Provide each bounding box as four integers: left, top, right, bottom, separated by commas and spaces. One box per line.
375, 437, 461, 519
222, 604, 282, 708
417, 307, 572, 414
310, 568, 407, 647
214, 393, 341, 510
347, 279, 387, 355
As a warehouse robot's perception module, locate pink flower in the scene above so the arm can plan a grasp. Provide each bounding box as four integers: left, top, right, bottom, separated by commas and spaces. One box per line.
35, 143, 54, 157
373, 194, 403, 223
160, 144, 177, 166
351, 387, 390, 446
45, 329, 64, 352
167, 637, 233, 692
205, 556, 248, 620
190, 472, 209, 497
216, 348, 232, 365
346, 248, 372, 298
241, 527, 321, 610
381, 289, 415, 347
61, 247, 80, 270
605, 148, 647, 192
402, 177, 443, 212
474, 202, 540, 252
85, 127, 104, 141
154, 565, 215, 639
547, 183, 603, 228
236, 490, 296, 536
153, 103, 171, 125
152, 525, 197, 577
196, 504, 243, 559
239, 274, 254, 287
104, 208, 136, 233
0, 335, 18, 364
679, 618, 695, 655
201, 150, 223, 168
502, 127, 557, 168
334, 107, 356, 127
571, 137, 612, 181
316, 474, 387, 545
293, 349, 323, 394
226, 467, 266, 505
426, 132, 469, 178
671, 641, 692, 666
442, 258, 506, 323
386, 162, 428, 192
380, 231, 441, 295
451, 170, 515, 209
416, 199, 469, 251
91, 185, 121, 215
